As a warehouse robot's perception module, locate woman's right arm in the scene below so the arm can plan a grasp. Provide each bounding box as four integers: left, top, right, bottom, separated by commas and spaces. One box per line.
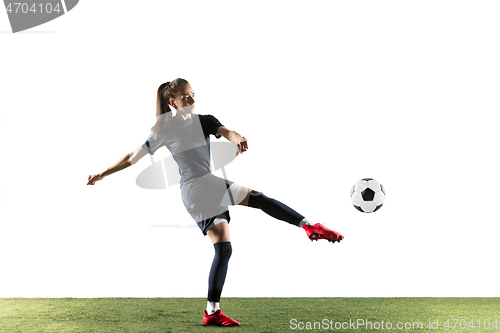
87, 146, 148, 185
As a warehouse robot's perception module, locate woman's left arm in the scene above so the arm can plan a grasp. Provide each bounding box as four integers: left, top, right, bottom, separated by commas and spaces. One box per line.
217, 126, 248, 154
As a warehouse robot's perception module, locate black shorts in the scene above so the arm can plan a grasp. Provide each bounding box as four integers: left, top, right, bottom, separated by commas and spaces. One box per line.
180, 173, 244, 236
196, 210, 231, 236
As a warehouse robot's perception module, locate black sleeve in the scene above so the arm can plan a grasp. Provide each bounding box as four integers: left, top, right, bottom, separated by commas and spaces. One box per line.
198, 114, 224, 139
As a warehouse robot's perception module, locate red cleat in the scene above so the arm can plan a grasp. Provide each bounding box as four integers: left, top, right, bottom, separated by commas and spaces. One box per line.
303, 223, 344, 243
203, 309, 241, 326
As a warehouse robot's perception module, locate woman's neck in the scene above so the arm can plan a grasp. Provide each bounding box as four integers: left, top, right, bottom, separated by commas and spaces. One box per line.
174, 110, 192, 121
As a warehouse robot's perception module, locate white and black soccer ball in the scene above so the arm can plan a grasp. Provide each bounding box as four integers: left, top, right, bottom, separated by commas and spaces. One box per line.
350, 178, 385, 213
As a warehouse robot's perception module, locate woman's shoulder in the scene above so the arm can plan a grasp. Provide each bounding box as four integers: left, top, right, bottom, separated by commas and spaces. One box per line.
195, 113, 219, 120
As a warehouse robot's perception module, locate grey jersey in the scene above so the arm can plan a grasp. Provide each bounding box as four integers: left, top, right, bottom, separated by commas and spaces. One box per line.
141, 113, 224, 186
141, 112, 244, 231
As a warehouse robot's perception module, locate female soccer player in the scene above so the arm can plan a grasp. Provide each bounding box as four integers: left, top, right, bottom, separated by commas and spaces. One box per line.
87, 78, 344, 326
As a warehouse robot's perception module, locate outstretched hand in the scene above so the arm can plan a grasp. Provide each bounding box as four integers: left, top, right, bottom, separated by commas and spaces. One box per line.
236, 137, 248, 156
87, 173, 104, 185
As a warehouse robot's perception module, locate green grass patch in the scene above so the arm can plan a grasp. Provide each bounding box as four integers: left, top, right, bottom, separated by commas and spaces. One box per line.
0, 298, 498, 332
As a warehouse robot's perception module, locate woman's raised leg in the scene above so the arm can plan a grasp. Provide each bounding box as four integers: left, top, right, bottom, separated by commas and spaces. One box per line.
237, 186, 344, 243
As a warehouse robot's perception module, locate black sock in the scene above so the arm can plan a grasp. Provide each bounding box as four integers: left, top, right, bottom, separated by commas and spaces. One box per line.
247, 190, 305, 227
207, 241, 232, 303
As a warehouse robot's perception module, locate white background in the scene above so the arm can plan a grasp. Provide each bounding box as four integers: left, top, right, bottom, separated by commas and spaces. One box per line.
1, 1, 499, 298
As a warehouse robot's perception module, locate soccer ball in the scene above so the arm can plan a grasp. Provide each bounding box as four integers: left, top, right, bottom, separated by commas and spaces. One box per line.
350, 178, 385, 213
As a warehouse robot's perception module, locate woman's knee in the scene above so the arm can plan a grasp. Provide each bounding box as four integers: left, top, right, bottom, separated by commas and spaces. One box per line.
220, 183, 251, 206
236, 186, 252, 206
207, 221, 231, 244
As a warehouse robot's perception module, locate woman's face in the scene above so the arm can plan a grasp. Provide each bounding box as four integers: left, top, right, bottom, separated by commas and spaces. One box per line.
171, 84, 195, 113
